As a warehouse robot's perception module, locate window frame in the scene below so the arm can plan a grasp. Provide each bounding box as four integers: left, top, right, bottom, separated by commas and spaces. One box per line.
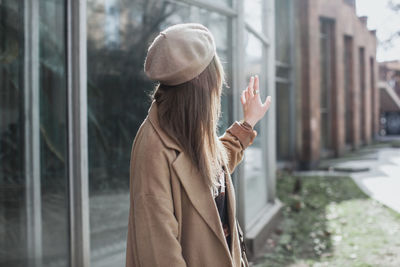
64, 0, 276, 265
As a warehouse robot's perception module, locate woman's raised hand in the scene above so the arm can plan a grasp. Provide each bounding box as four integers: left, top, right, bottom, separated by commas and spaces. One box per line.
240, 75, 272, 128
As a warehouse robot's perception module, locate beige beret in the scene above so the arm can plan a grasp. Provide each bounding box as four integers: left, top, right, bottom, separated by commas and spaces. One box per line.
144, 23, 216, 86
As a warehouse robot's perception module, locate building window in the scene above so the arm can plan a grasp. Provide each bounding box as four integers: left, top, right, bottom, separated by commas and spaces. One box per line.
244, 0, 263, 32
0, 0, 69, 266
0, 2, 27, 264
275, 0, 293, 160
87, 1, 231, 265
319, 18, 335, 154
359, 47, 366, 143
243, 31, 268, 226
370, 57, 375, 137
344, 35, 354, 146
1, 0, 277, 264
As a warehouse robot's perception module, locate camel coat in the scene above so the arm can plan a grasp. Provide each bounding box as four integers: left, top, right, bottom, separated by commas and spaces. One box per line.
126, 100, 256, 267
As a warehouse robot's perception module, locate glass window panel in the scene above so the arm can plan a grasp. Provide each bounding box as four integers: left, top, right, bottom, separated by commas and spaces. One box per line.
370, 57, 375, 136
0, 0, 68, 266
276, 66, 290, 79
39, 1, 69, 266
275, 0, 293, 161
163, 3, 232, 132
87, 1, 231, 266
203, 0, 232, 7
344, 36, 354, 145
320, 18, 334, 152
275, 0, 291, 63
243, 31, 268, 225
0, 1, 27, 265
276, 82, 290, 159
245, 0, 263, 33
359, 47, 366, 143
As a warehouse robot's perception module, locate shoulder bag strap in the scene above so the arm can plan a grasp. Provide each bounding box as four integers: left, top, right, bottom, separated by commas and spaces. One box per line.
236, 219, 249, 267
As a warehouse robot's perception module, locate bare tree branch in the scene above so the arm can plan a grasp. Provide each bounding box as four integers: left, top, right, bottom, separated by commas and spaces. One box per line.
382, 1, 400, 47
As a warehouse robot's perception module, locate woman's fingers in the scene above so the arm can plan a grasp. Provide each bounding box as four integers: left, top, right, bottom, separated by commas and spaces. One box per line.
254, 75, 259, 92
263, 96, 272, 111
245, 87, 250, 101
248, 76, 255, 97
241, 90, 246, 105
242, 75, 270, 128
255, 75, 262, 104
244, 75, 267, 107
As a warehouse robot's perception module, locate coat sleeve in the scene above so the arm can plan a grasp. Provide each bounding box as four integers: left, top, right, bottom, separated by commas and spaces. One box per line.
127, 129, 187, 267
219, 121, 257, 174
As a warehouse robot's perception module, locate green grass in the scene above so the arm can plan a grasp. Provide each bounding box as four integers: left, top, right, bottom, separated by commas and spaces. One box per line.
253, 174, 400, 267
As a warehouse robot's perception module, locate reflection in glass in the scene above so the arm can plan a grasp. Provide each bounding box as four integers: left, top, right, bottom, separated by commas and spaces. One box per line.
39, 1, 69, 266
0, 1, 27, 265
243, 31, 268, 225
276, 83, 290, 159
163, 3, 232, 132
87, 1, 231, 265
0, 0, 68, 266
217, 0, 232, 6
275, 0, 292, 160
275, 0, 291, 64
244, 0, 263, 33
201, 0, 232, 7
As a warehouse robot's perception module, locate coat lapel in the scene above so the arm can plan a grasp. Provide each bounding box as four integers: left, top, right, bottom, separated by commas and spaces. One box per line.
171, 152, 231, 253
148, 100, 238, 263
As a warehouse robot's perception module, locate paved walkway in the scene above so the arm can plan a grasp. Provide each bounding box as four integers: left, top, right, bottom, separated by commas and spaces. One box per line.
334, 147, 400, 214
297, 143, 400, 214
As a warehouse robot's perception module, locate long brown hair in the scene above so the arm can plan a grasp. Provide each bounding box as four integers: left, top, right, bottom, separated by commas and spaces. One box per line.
151, 55, 229, 191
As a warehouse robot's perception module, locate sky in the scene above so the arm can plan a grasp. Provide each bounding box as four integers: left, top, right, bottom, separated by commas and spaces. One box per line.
356, 0, 400, 62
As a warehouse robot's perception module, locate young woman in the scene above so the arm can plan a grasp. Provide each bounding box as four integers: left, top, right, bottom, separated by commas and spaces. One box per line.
126, 23, 271, 267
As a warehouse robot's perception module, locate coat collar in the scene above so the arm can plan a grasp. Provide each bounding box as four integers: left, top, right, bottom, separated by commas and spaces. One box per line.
147, 100, 240, 264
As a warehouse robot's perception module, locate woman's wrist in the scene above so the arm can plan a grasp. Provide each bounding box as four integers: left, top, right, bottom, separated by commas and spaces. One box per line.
242, 118, 256, 128
240, 119, 254, 130
228, 121, 257, 149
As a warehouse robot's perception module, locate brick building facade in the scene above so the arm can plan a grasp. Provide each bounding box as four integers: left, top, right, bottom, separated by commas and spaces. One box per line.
278, 0, 379, 169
